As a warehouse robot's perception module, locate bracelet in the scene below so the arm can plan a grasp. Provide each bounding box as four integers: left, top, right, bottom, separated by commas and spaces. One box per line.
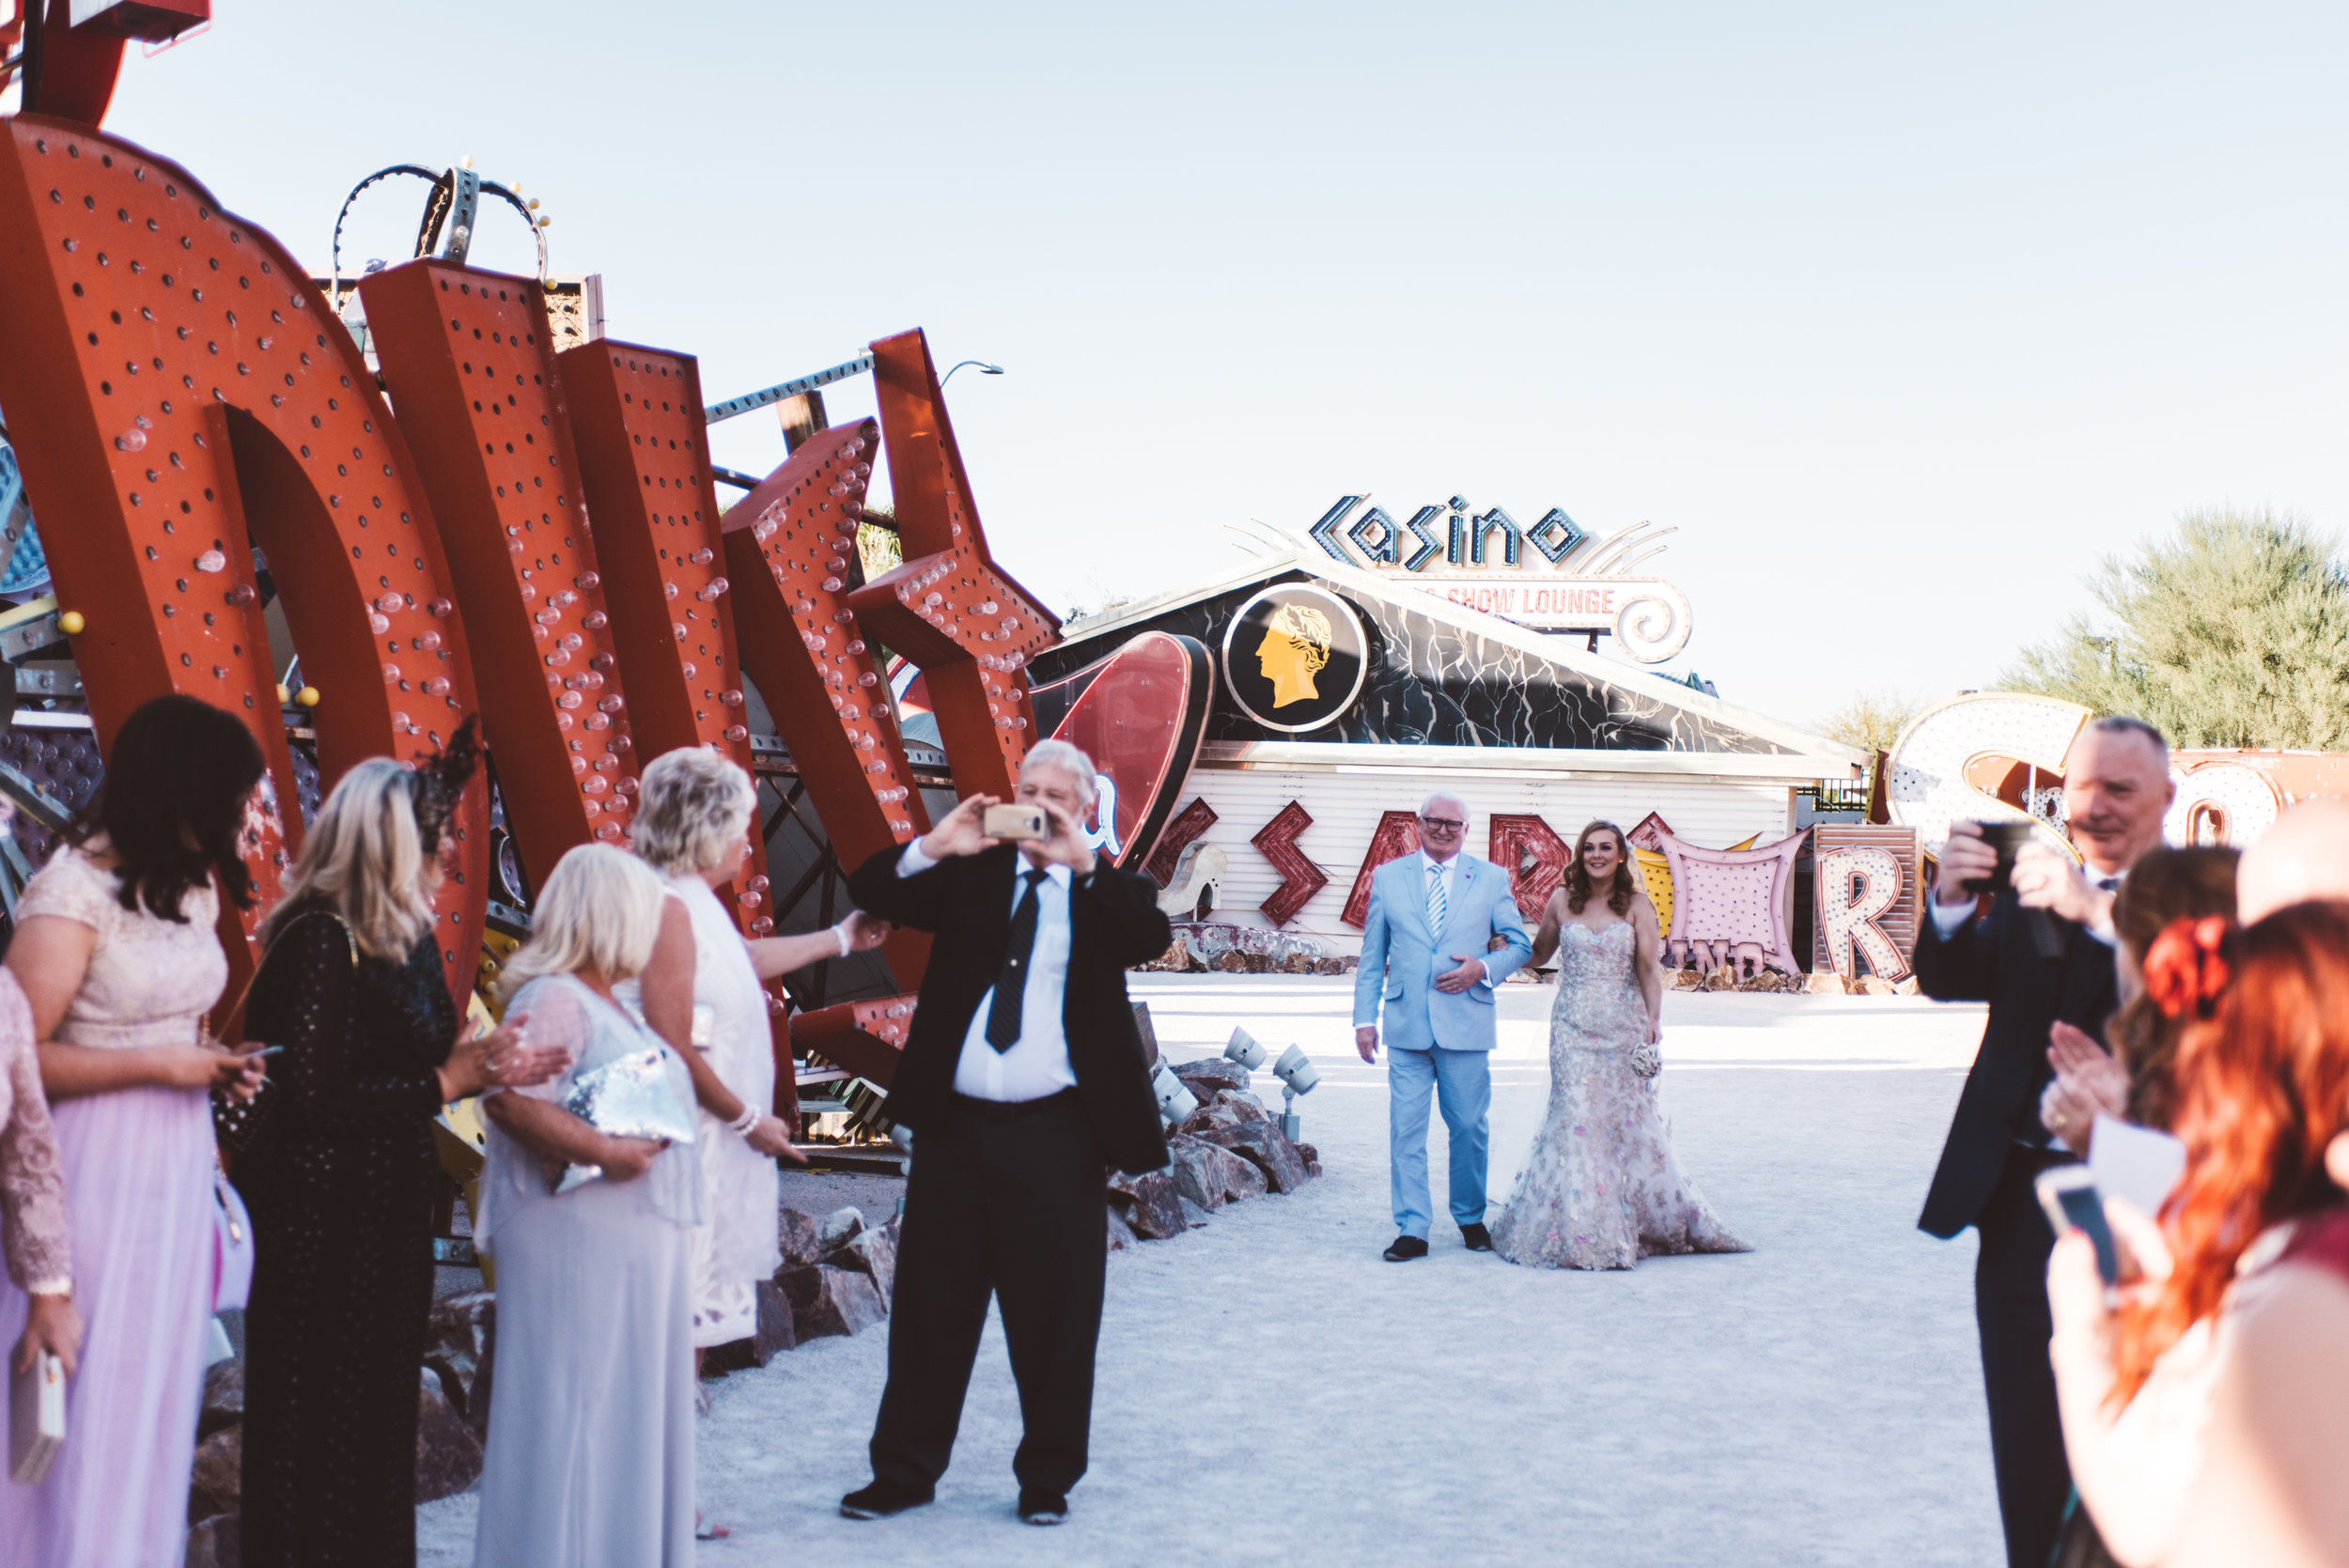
833, 923, 852, 959
727, 1103, 762, 1138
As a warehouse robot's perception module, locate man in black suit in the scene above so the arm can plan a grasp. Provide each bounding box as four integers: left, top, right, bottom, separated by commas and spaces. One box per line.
1914, 716, 2174, 1568
836, 737, 1172, 1528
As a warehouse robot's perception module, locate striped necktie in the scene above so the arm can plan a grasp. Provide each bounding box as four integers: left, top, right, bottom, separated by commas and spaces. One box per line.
1426, 861, 1448, 941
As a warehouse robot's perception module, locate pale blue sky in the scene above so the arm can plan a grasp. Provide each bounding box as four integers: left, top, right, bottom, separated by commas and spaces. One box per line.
80, 2, 2349, 730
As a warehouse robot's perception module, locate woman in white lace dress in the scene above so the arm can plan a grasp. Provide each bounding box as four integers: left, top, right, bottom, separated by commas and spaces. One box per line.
625, 750, 886, 1361
1490, 820, 1749, 1271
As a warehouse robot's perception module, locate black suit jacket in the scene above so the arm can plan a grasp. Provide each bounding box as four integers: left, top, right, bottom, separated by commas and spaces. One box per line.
846, 842, 1174, 1177
1914, 891, 2119, 1238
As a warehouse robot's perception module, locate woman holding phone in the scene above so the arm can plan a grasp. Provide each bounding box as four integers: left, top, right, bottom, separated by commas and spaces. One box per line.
0, 695, 271, 1565
2050, 899, 2349, 1566
235, 731, 566, 1568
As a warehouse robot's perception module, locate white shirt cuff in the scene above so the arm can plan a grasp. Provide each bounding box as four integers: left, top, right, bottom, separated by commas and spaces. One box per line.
1928, 897, 1976, 937
896, 839, 940, 877
27, 1278, 71, 1297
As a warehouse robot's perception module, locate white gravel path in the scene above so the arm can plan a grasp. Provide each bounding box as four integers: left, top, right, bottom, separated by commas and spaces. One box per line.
419, 978, 2005, 1567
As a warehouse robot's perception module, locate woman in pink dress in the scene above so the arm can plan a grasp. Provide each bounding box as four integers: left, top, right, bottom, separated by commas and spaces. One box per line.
0, 695, 271, 1567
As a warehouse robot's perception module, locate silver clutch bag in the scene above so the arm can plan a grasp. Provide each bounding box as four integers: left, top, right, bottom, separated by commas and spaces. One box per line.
1627, 1039, 1662, 1079
552, 1047, 698, 1194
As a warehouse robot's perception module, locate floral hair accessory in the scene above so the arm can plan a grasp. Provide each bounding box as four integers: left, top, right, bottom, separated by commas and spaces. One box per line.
407, 713, 482, 851
2142, 913, 2233, 1020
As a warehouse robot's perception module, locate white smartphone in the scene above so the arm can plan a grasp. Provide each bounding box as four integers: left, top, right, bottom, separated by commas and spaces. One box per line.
2035, 1165, 2122, 1285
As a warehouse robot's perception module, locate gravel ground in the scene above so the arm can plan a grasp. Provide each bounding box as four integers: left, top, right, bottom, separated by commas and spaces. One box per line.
418, 976, 2004, 1567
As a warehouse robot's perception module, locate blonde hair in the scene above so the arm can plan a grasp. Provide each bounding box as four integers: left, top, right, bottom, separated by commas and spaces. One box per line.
498, 844, 664, 1001
631, 747, 756, 877
1268, 602, 1332, 675
264, 757, 439, 959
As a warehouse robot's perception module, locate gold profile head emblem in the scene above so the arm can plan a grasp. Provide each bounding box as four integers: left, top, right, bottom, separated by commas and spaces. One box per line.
1253, 599, 1333, 707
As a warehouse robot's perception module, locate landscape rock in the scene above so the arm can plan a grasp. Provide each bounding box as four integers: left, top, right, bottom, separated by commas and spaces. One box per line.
1171, 1057, 1252, 1098
1279, 952, 1315, 973
1805, 970, 1846, 995
1894, 976, 1921, 996
185, 1513, 241, 1568
817, 1205, 866, 1253
777, 1206, 824, 1269
199, 1357, 244, 1437
189, 1425, 241, 1521
1167, 1135, 1268, 1211
1177, 1194, 1213, 1227
422, 1289, 497, 1435
1105, 1169, 1188, 1239
1670, 968, 1703, 990
1315, 957, 1349, 975
1741, 970, 1783, 992
836, 1217, 902, 1301
778, 1263, 888, 1340
1194, 1120, 1313, 1193
703, 1278, 799, 1374
1857, 974, 1896, 997
1214, 950, 1251, 973
1104, 1204, 1137, 1250
414, 1367, 486, 1503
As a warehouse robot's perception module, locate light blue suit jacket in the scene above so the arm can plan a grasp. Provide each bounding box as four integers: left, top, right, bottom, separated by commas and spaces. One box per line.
1350, 853, 1532, 1052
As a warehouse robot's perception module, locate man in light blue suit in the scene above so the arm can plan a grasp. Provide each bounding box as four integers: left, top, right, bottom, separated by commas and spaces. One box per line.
1352, 791, 1532, 1262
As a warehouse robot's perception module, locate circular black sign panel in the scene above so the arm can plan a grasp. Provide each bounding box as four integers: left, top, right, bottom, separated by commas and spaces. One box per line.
1220, 583, 1369, 734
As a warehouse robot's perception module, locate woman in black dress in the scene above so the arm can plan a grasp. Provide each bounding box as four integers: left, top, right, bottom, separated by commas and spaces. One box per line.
235, 729, 565, 1568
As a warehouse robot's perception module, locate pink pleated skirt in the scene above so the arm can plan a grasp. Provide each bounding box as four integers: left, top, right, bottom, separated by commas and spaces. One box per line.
0, 1082, 215, 1568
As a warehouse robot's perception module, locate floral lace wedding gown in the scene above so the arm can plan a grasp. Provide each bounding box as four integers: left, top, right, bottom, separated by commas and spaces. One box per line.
1490, 920, 1750, 1270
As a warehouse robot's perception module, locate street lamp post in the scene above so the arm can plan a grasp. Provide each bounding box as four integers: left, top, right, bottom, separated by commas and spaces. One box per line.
940, 360, 1004, 386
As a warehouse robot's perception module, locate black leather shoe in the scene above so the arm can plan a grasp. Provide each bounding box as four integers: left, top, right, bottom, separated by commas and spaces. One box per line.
1019, 1490, 1069, 1525
840, 1480, 935, 1520
1382, 1234, 1429, 1262
1461, 1222, 1494, 1251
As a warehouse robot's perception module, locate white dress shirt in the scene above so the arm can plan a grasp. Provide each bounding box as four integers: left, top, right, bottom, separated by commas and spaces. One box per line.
897, 839, 1079, 1103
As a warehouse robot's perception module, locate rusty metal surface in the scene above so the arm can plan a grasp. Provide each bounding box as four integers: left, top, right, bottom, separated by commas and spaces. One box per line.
558, 337, 801, 1114
790, 993, 914, 1091
847, 329, 1059, 802
0, 116, 490, 1001
360, 259, 643, 897
723, 416, 934, 996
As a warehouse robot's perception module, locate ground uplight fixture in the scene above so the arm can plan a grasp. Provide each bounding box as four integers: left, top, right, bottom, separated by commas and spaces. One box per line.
1223, 1028, 1268, 1070
1272, 1045, 1320, 1142
1149, 1061, 1198, 1126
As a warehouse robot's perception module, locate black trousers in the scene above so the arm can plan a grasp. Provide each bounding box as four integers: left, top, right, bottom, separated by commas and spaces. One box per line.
1976, 1144, 2074, 1568
869, 1090, 1108, 1497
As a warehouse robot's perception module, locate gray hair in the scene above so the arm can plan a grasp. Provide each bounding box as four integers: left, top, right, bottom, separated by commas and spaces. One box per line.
1019, 738, 1098, 804
2089, 715, 2170, 760
1420, 790, 1468, 819
631, 747, 757, 877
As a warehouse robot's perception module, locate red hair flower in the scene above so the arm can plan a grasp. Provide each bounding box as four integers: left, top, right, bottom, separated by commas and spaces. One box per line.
2142, 914, 2233, 1019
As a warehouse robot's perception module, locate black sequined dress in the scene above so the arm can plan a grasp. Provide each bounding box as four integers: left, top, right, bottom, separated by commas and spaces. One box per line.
234, 904, 458, 1568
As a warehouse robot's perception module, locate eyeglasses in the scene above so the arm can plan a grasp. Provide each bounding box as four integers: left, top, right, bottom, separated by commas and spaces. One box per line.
1418, 815, 1465, 832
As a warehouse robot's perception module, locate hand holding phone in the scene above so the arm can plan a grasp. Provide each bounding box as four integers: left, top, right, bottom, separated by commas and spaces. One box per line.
2036, 1166, 2122, 1285
982, 803, 1046, 841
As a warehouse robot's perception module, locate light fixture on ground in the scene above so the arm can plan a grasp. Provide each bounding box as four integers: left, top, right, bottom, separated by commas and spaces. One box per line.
1271, 1046, 1319, 1142
1223, 1028, 1267, 1070
1149, 1061, 1198, 1126
939, 359, 1004, 385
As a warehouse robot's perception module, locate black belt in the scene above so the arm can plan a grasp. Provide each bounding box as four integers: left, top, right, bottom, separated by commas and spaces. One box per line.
950, 1088, 1081, 1123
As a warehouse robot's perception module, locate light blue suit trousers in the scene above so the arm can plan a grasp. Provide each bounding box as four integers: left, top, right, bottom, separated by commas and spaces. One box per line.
1351, 854, 1532, 1238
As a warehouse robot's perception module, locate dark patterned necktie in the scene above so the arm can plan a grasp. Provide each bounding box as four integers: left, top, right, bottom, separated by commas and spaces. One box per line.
986, 868, 1050, 1051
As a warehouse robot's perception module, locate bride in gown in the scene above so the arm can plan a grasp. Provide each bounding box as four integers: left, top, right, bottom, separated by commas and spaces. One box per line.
1490, 819, 1750, 1271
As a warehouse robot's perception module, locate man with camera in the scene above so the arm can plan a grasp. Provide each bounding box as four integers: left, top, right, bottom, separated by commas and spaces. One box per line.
835, 738, 1172, 1529
1913, 716, 2175, 1568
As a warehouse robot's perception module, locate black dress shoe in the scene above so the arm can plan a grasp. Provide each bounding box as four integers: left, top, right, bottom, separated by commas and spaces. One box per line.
840, 1480, 935, 1520
1461, 1222, 1494, 1251
1019, 1490, 1069, 1525
1382, 1234, 1429, 1262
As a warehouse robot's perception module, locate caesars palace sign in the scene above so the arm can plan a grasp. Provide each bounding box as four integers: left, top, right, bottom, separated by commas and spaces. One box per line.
1300, 493, 1693, 663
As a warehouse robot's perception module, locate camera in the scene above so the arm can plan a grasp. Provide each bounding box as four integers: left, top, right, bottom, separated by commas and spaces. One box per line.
982, 803, 1048, 841
1962, 819, 2041, 895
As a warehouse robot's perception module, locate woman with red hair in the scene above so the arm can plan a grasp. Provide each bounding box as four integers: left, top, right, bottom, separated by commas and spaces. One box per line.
2050, 899, 2349, 1567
